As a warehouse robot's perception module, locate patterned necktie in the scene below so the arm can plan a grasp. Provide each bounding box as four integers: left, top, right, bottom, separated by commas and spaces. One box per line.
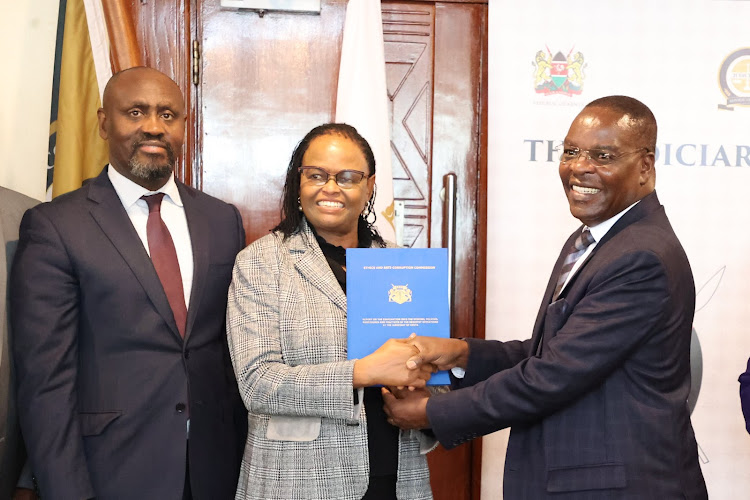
553, 228, 595, 299
142, 193, 187, 337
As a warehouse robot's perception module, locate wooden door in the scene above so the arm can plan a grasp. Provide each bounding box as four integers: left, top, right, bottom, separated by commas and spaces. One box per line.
126, 1, 487, 498
383, 5, 434, 248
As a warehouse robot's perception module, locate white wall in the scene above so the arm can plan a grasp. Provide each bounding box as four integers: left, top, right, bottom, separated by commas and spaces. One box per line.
485, 1, 750, 498
0, 1, 59, 201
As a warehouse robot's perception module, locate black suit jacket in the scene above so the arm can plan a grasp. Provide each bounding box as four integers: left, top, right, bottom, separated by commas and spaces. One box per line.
11, 169, 247, 500
427, 192, 707, 499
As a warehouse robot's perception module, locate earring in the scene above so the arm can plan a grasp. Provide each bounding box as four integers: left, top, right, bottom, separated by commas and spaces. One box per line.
298, 197, 302, 211
362, 193, 376, 224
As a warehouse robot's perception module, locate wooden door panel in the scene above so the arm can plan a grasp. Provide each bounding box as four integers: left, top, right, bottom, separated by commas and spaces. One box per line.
433, 2, 484, 351
197, 0, 347, 243
428, 3, 487, 499
384, 4, 434, 249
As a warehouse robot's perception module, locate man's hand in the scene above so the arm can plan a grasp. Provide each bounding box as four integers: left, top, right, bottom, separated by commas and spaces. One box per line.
353, 338, 436, 388
12, 488, 38, 500
405, 335, 469, 371
382, 386, 430, 429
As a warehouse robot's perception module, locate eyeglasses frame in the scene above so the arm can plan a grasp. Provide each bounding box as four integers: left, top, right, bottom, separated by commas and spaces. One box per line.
558, 146, 651, 167
298, 166, 370, 188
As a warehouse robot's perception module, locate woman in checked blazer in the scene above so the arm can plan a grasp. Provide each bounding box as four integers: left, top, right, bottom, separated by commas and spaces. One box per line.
227, 124, 436, 500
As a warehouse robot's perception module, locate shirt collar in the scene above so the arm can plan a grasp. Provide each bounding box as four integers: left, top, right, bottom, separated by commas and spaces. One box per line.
107, 164, 183, 209
587, 199, 640, 242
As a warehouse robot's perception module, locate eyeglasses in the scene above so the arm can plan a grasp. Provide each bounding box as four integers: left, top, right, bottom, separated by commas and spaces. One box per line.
558, 147, 649, 166
298, 166, 368, 189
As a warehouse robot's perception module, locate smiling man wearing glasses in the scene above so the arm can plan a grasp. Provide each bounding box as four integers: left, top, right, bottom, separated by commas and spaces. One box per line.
384, 96, 708, 499
558, 99, 656, 229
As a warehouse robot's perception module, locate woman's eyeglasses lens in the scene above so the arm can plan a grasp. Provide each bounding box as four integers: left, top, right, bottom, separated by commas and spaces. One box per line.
299, 167, 366, 188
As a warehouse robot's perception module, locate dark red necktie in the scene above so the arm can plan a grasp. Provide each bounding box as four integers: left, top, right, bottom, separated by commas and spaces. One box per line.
142, 193, 187, 337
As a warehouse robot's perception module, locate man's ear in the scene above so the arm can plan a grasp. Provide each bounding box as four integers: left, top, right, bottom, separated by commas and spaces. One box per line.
639, 151, 655, 186
97, 108, 108, 140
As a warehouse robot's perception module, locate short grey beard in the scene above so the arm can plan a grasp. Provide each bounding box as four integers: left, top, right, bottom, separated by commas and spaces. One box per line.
128, 157, 174, 182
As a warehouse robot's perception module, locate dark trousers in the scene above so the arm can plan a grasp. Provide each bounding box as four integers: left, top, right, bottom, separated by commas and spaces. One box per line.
183, 441, 192, 500
362, 475, 397, 500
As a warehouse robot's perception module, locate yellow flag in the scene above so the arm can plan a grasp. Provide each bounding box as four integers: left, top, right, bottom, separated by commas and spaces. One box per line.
50, 0, 109, 198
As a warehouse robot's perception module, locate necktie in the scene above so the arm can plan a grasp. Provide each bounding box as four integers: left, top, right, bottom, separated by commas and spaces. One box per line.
142, 193, 187, 337
553, 228, 595, 299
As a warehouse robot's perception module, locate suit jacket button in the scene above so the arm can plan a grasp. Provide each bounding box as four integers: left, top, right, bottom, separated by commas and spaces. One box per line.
175, 403, 186, 413
184, 349, 190, 359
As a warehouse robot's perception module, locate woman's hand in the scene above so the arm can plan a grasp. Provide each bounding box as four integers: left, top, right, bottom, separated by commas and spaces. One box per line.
353, 338, 436, 388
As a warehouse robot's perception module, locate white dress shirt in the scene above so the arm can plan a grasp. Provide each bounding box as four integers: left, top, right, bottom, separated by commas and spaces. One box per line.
107, 165, 194, 308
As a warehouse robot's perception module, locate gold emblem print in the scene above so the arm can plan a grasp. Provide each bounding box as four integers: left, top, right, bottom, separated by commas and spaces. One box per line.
388, 284, 412, 305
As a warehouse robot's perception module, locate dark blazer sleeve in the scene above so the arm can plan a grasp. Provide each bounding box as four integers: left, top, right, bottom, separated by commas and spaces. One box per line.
230, 204, 246, 251
739, 358, 750, 434
428, 247, 672, 448
10, 207, 95, 499
451, 337, 532, 389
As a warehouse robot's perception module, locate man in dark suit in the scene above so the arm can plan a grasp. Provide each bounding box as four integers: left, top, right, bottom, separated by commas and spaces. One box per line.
384, 96, 708, 499
11, 67, 246, 500
1, 186, 39, 500
738, 360, 750, 434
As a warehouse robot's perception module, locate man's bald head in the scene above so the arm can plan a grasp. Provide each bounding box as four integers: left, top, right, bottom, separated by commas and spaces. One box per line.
583, 95, 657, 153
97, 67, 186, 191
102, 66, 185, 111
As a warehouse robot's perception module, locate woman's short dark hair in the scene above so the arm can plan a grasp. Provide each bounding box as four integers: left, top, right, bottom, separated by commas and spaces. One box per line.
274, 123, 385, 246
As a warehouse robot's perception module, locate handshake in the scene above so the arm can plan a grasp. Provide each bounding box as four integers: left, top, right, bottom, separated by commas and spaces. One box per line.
352, 334, 469, 430
352, 333, 469, 389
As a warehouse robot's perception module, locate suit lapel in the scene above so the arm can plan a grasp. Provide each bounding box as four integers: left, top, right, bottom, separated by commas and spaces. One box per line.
290, 222, 347, 313
180, 183, 209, 341
531, 192, 663, 354
87, 170, 183, 342
594, 192, 660, 250
530, 230, 577, 353
563, 192, 662, 287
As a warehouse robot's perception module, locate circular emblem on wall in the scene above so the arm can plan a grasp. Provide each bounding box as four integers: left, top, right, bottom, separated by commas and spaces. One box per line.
718, 47, 750, 110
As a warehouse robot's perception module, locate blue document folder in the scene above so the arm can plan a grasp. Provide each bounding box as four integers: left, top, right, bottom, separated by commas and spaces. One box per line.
346, 248, 451, 385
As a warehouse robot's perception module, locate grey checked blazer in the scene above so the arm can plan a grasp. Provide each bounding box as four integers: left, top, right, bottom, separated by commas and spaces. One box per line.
227, 220, 433, 500
1, 186, 39, 497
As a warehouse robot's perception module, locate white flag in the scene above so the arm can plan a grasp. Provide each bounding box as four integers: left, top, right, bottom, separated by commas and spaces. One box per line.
83, 0, 112, 101
335, 0, 395, 241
